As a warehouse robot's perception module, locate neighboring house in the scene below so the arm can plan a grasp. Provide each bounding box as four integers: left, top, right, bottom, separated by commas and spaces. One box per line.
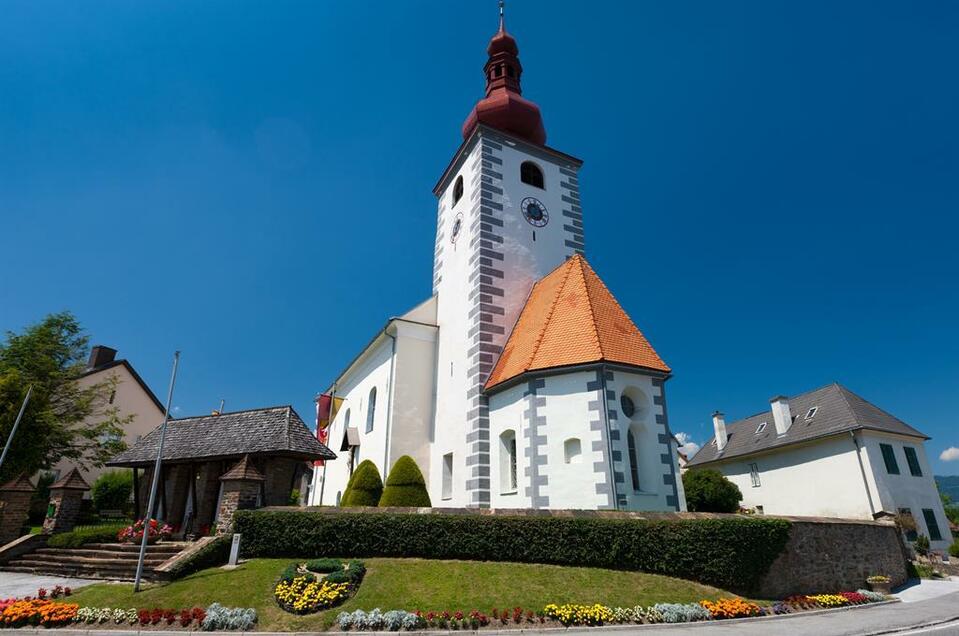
309, 10, 686, 512
45, 345, 166, 492
686, 383, 954, 552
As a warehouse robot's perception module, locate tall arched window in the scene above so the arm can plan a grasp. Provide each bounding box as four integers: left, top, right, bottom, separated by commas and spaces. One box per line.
366, 387, 377, 433
499, 430, 517, 493
452, 175, 464, 207
627, 428, 641, 491
520, 161, 544, 189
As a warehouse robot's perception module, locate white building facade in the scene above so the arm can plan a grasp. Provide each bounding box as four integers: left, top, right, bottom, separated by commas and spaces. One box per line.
687, 383, 954, 552
310, 12, 685, 512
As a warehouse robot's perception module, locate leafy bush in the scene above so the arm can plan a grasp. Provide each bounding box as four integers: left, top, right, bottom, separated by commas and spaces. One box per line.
341, 461, 383, 507
913, 534, 930, 556
305, 558, 343, 573
950, 540, 959, 558
325, 560, 366, 585
338, 608, 422, 631
682, 469, 743, 513
165, 534, 232, 580
28, 472, 56, 525
46, 523, 127, 548
234, 510, 791, 592
378, 456, 431, 507
651, 603, 711, 623
201, 603, 256, 631
279, 563, 301, 584
91, 470, 133, 513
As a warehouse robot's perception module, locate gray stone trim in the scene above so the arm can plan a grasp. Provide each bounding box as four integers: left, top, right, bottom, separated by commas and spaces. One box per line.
653, 379, 681, 511
587, 371, 615, 509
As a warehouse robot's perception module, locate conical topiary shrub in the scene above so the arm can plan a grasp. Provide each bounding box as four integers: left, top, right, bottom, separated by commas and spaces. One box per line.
340, 460, 383, 507
378, 455, 431, 507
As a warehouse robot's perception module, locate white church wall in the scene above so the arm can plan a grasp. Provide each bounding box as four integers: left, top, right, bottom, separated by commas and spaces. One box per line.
387, 320, 438, 484
488, 382, 531, 508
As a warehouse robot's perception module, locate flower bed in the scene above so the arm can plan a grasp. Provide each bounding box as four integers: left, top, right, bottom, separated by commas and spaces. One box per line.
1, 600, 78, 628
274, 560, 366, 614
118, 519, 173, 544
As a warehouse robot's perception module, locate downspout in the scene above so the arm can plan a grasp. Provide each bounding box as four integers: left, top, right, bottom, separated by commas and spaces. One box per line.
599, 364, 620, 510
851, 431, 876, 515
382, 329, 398, 475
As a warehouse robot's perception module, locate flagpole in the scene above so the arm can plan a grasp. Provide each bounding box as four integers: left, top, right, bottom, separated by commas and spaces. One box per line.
0, 385, 32, 475
134, 351, 180, 592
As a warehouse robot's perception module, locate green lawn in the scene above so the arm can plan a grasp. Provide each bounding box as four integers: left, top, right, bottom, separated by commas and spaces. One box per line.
70, 558, 739, 631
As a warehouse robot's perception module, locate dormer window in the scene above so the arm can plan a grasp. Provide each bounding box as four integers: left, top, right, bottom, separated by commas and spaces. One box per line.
452, 175, 464, 207
520, 161, 544, 189
805, 407, 818, 420
755, 422, 767, 434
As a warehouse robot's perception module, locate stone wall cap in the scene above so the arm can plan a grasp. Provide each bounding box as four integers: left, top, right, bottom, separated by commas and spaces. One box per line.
49, 468, 89, 491
0, 473, 35, 493
220, 455, 266, 482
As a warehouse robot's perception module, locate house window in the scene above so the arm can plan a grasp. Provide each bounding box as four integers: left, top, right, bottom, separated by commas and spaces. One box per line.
109, 390, 116, 404
805, 407, 818, 420
520, 161, 544, 189
755, 422, 767, 434
500, 430, 517, 493
627, 429, 641, 491
880, 443, 900, 475
452, 175, 464, 207
564, 438, 582, 464
749, 463, 761, 487
903, 447, 922, 477
366, 387, 377, 433
922, 508, 943, 541
620, 394, 636, 419
442, 453, 453, 500
899, 508, 918, 542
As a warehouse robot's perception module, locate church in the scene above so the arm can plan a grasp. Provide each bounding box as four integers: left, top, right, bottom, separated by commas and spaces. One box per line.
309, 7, 686, 512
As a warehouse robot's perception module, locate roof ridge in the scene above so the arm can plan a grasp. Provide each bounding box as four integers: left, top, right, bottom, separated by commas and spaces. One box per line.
285, 406, 292, 450
574, 257, 605, 359
171, 404, 290, 422
526, 258, 577, 370
725, 382, 845, 427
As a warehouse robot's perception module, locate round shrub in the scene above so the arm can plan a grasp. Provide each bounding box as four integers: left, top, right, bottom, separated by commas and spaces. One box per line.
341, 461, 383, 507
682, 469, 742, 513
91, 470, 133, 513
379, 455, 431, 507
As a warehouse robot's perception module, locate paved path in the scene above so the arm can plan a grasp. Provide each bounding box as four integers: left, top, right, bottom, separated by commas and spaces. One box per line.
0, 572, 98, 599
894, 578, 959, 603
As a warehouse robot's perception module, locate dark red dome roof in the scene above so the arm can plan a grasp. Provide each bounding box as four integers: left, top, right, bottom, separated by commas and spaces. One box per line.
462, 8, 546, 146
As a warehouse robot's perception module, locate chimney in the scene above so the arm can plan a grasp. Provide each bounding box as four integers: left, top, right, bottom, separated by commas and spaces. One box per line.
712, 411, 728, 451
87, 345, 117, 371
770, 395, 793, 436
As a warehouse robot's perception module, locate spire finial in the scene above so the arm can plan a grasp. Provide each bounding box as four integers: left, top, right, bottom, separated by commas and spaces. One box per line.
498, 0, 505, 31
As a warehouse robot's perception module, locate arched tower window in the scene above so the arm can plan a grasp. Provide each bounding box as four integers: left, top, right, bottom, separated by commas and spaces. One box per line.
627, 428, 641, 491
366, 387, 377, 433
499, 429, 517, 493
452, 175, 464, 207
520, 161, 544, 189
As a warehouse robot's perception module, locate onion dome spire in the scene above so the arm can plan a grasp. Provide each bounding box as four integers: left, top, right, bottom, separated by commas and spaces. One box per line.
462, 0, 547, 146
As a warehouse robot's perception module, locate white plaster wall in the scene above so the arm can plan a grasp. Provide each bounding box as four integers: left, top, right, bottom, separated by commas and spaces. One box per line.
861, 432, 955, 550
387, 320, 438, 483
712, 435, 876, 519
488, 382, 531, 508
431, 140, 483, 507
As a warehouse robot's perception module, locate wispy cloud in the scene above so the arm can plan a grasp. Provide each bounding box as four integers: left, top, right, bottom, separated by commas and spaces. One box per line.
940, 447, 959, 462
675, 432, 701, 457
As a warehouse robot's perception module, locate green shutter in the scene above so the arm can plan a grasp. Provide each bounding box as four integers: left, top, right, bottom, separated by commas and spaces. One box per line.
922, 508, 942, 541
880, 443, 900, 475
904, 447, 922, 477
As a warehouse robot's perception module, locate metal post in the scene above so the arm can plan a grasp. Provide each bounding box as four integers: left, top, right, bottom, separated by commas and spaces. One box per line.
133, 351, 180, 592
0, 385, 32, 475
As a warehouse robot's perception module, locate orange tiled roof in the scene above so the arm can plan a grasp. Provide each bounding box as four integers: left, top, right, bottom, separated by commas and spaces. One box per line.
485, 254, 670, 390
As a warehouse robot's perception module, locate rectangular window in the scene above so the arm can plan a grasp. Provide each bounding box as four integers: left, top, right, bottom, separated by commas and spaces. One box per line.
922, 508, 943, 541
899, 508, 918, 542
880, 443, 900, 475
903, 447, 922, 477
755, 422, 767, 434
627, 430, 641, 491
442, 453, 453, 500
749, 463, 761, 487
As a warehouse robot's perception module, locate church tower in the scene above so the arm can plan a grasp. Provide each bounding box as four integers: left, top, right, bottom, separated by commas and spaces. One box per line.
429, 4, 586, 507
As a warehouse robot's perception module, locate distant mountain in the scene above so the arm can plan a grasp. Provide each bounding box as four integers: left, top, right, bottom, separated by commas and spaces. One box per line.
936, 475, 959, 502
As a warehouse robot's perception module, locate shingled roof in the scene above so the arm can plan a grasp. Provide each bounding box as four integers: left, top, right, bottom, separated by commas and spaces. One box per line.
107, 405, 336, 467
485, 255, 669, 391
686, 383, 929, 467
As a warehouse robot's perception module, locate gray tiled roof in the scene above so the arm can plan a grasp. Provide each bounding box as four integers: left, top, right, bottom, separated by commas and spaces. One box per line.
107, 405, 336, 466
686, 383, 929, 467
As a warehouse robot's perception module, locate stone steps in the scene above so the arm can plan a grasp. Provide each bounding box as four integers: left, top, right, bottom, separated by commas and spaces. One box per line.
0, 541, 191, 581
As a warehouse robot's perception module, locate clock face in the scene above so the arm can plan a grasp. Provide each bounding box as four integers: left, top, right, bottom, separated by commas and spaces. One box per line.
521, 197, 549, 227
450, 214, 463, 244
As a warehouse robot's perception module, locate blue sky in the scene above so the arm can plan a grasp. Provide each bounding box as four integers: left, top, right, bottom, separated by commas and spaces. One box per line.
2, 1, 957, 474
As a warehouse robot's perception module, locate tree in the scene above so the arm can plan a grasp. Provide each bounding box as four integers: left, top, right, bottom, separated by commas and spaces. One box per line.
340, 460, 383, 507
0, 312, 131, 483
682, 469, 743, 513
379, 455, 431, 507
91, 470, 133, 512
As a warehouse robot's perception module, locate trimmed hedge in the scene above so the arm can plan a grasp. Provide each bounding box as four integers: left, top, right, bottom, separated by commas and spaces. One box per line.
165, 534, 232, 580
305, 558, 343, 574
341, 460, 383, 507
47, 524, 127, 548
379, 456, 431, 507
234, 510, 791, 593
